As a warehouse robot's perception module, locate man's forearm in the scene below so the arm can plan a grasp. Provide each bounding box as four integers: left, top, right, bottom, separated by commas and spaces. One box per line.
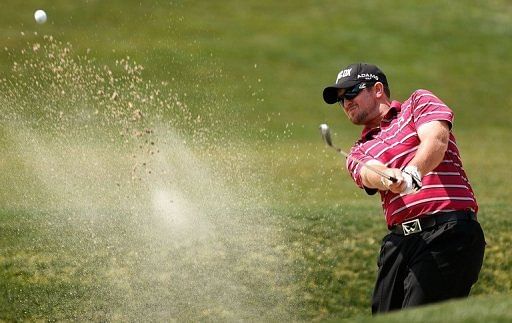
408, 139, 447, 176
408, 121, 450, 175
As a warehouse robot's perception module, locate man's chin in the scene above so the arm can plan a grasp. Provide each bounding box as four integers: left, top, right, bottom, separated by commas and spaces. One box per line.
350, 117, 365, 125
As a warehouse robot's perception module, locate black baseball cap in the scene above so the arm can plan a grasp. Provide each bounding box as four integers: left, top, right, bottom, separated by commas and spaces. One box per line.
323, 63, 388, 104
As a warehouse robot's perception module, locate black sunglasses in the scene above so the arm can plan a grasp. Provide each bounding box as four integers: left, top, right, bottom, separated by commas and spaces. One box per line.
337, 82, 375, 105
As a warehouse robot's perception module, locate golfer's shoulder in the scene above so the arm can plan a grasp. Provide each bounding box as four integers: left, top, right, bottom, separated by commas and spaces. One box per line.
405, 89, 449, 110
409, 89, 438, 102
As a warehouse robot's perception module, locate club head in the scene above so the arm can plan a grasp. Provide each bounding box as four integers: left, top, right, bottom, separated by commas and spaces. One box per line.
319, 124, 333, 147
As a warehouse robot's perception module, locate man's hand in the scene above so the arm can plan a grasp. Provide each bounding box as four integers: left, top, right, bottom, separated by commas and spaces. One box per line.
380, 168, 406, 193
402, 165, 422, 194
378, 166, 422, 194
362, 162, 423, 194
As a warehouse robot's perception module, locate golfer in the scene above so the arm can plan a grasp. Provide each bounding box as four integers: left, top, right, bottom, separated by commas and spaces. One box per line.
322, 63, 485, 313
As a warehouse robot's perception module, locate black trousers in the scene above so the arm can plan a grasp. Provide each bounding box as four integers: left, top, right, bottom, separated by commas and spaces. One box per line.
371, 218, 485, 314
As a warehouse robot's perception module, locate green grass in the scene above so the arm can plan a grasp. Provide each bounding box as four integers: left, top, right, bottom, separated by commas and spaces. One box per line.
342, 293, 512, 323
1, 0, 512, 321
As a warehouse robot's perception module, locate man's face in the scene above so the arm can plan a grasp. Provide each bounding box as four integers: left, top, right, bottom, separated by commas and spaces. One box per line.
337, 83, 379, 125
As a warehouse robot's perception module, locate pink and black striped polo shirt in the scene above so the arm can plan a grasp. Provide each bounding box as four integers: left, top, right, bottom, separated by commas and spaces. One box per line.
347, 89, 478, 227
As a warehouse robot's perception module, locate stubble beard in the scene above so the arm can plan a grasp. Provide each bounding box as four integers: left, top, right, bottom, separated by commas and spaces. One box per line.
351, 110, 368, 125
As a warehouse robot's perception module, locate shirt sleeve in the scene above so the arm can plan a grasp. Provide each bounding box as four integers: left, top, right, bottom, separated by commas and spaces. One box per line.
411, 89, 454, 129
347, 144, 377, 194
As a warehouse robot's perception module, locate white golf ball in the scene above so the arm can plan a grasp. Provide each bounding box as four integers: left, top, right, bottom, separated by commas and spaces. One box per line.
34, 9, 47, 24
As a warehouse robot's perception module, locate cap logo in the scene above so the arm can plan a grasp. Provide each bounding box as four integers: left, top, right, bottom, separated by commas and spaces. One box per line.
336, 68, 352, 83
357, 73, 379, 81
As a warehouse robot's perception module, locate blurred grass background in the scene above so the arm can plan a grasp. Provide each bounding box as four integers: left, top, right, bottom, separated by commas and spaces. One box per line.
1, 0, 511, 321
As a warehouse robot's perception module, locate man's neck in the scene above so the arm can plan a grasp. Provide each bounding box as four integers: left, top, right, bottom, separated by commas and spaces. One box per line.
366, 101, 392, 129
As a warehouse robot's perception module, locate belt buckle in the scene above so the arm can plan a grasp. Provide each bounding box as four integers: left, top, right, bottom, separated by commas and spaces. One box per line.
401, 218, 422, 236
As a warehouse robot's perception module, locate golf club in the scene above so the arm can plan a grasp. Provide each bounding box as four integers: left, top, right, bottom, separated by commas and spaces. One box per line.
319, 124, 398, 183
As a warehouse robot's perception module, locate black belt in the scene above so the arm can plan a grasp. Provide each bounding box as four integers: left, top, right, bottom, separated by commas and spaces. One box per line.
390, 210, 477, 236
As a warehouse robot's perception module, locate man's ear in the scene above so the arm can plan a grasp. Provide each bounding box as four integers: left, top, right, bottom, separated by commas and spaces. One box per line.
374, 82, 385, 99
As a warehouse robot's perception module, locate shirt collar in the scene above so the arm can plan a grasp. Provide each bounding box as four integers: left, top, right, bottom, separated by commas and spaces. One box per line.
361, 127, 380, 140
387, 100, 402, 115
